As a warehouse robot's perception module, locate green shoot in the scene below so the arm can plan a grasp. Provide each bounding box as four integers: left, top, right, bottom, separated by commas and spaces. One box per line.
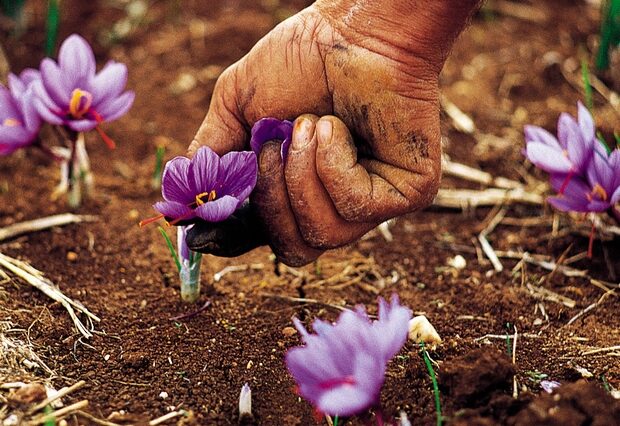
46, 0, 60, 56
596, 0, 620, 70
158, 226, 182, 272
601, 374, 611, 392
151, 145, 165, 190
43, 405, 55, 426
333, 415, 339, 426
420, 342, 442, 426
596, 131, 613, 154
581, 60, 594, 112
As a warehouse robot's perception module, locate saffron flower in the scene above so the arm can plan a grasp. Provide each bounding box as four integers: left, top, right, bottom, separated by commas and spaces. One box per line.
31, 34, 134, 146
152, 146, 257, 223
548, 148, 620, 216
0, 69, 42, 155
250, 118, 293, 161
524, 102, 595, 175
285, 295, 412, 417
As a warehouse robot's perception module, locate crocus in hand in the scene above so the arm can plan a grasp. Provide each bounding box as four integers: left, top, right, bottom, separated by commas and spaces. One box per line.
250, 118, 293, 161
0, 69, 42, 155
524, 102, 595, 176
285, 295, 412, 417
31, 34, 134, 147
151, 146, 257, 223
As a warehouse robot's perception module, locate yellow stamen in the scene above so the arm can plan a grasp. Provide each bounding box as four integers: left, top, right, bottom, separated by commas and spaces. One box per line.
69, 88, 93, 119
195, 190, 217, 206
591, 183, 608, 201
2, 118, 21, 127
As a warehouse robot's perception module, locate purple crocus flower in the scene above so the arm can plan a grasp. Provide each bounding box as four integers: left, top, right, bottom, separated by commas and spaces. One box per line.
540, 380, 561, 394
149, 146, 257, 223
548, 148, 620, 215
0, 69, 42, 155
524, 102, 595, 175
31, 34, 134, 147
250, 118, 293, 161
285, 295, 412, 417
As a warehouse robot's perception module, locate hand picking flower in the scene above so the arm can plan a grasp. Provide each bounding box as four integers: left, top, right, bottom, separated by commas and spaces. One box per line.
285, 295, 412, 418
142, 146, 257, 226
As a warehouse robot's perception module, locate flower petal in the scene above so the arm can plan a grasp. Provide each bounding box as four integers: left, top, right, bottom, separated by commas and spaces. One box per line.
40, 58, 71, 105
32, 97, 64, 126
218, 151, 257, 201
250, 118, 293, 157
548, 196, 590, 213
161, 156, 194, 204
188, 146, 221, 193
524, 125, 559, 148
195, 195, 238, 222
577, 101, 595, 143
58, 34, 96, 86
525, 142, 572, 173
153, 201, 194, 221
0, 86, 19, 119
94, 91, 134, 122
66, 119, 98, 132
90, 61, 128, 103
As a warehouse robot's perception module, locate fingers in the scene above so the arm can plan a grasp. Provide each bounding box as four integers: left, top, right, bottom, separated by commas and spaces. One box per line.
185, 204, 268, 258
188, 65, 248, 157
284, 114, 376, 249
252, 141, 323, 267
315, 115, 441, 223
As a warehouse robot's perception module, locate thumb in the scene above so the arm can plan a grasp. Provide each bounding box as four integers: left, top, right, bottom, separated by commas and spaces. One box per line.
188, 64, 248, 157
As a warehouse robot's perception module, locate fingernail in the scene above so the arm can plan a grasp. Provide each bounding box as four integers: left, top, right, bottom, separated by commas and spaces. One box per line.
317, 119, 333, 143
293, 117, 314, 149
259, 141, 282, 174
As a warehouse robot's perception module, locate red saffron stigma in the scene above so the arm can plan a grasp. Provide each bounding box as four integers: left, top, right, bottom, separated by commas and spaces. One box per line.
92, 110, 116, 150
139, 214, 165, 227
559, 170, 574, 195
587, 221, 596, 259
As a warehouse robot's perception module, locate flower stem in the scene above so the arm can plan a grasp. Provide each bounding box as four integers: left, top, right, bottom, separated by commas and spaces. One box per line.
420, 342, 443, 426
180, 252, 202, 303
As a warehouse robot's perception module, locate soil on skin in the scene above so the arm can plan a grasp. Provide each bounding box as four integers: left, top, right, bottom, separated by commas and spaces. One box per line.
1, 1, 619, 425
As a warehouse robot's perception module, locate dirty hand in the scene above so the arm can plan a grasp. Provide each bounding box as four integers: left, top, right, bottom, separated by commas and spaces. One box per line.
186, 0, 482, 266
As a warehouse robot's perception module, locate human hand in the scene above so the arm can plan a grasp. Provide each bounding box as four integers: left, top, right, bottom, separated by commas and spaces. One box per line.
186, 0, 481, 266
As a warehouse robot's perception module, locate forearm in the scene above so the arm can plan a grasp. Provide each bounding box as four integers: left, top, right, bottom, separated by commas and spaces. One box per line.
314, 0, 483, 71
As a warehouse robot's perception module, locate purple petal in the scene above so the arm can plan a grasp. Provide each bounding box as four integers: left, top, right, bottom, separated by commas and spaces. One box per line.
40, 58, 71, 105
586, 200, 610, 212
525, 142, 572, 173
0, 125, 32, 146
218, 151, 257, 201
548, 196, 590, 213
372, 295, 412, 362
524, 125, 560, 148
611, 186, 620, 205
0, 87, 19, 119
32, 97, 64, 126
177, 226, 191, 261
559, 113, 592, 172
250, 118, 293, 158
66, 119, 98, 132
577, 102, 595, 143
58, 34, 96, 86
587, 151, 615, 196
161, 156, 194, 204
188, 146, 221, 193
195, 195, 238, 222
7, 73, 26, 96
19, 68, 41, 87
94, 91, 134, 122
90, 61, 128, 103
153, 201, 194, 221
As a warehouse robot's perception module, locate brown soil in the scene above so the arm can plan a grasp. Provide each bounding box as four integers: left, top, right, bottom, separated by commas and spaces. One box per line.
1, 1, 619, 425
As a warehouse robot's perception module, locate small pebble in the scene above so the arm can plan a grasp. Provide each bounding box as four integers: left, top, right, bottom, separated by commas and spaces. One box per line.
159, 391, 168, 400
246, 360, 253, 369
66, 251, 78, 261
282, 326, 297, 337
447, 255, 466, 270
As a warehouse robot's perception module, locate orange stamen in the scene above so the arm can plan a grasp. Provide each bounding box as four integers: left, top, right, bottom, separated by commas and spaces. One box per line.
591, 183, 608, 201
91, 110, 116, 150
2, 118, 21, 127
139, 214, 165, 227
69, 88, 93, 119
195, 190, 217, 206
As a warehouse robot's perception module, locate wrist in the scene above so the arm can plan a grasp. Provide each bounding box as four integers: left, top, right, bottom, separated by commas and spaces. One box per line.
314, 0, 482, 72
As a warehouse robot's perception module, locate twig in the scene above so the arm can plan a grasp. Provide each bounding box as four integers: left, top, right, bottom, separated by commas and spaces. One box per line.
433, 188, 543, 209
28, 380, 85, 414
440, 96, 475, 134
442, 158, 522, 189
526, 283, 576, 308
581, 345, 620, 356
259, 293, 348, 312
75, 411, 122, 426
0, 214, 98, 242
478, 207, 507, 272
511, 325, 518, 398
495, 250, 588, 278
567, 288, 616, 326
28, 400, 88, 425
148, 410, 185, 425
213, 264, 264, 282
0, 252, 100, 338
474, 333, 542, 342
